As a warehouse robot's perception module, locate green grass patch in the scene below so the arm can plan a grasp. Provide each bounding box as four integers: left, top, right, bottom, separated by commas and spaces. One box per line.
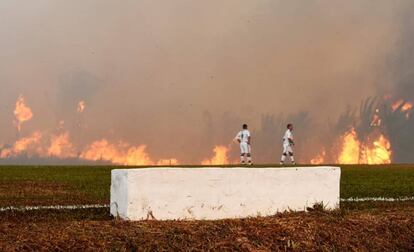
0, 164, 413, 206
340, 164, 414, 198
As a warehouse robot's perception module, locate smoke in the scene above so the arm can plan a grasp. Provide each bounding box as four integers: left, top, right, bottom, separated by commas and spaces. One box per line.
0, 1, 414, 164
380, 2, 414, 100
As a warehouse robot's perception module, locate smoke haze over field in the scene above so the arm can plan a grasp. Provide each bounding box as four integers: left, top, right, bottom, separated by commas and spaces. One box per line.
0, 0, 414, 164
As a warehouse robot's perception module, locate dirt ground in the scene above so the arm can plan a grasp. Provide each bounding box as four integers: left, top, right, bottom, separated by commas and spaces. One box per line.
1, 206, 414, 251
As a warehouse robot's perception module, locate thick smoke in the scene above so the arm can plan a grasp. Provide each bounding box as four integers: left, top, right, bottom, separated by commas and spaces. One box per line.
0, 1, 414, 164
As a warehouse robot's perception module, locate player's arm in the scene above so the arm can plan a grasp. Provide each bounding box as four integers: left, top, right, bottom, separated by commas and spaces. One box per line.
248, 136, 251, 145
235, 132, 241, 143
288, 137, 294, 146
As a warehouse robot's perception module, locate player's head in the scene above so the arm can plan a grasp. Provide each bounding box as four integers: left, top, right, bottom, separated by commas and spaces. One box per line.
287, 123, 293, 130
242, 124, 248, 129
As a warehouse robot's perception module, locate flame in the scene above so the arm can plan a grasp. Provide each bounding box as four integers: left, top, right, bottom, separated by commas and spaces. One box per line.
14, 95, 34, 132
392, 99, 413, 112
337, 128, 391, 164
370, 109, 381, 127
79, 140, 151, 165
392, 99, 413, 118
363, 135, 392, 164
156, 159, 179, 166
310, 150, 326, 164
79, 139, 179, 166
401, 103, 413, 112
0, 131, 43, 158
337, 129, 360, 164
2, 94, 400, 166
201, 145, 230, 165
77, 101, 86, 113
47, 132, 77, 158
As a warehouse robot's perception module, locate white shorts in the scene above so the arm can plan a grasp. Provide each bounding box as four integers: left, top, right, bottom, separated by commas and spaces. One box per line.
283, 143, 293, 154
240, 142, 251, 154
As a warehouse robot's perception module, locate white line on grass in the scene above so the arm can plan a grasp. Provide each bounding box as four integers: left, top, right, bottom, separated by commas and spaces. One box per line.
1, 198, 414, 212
340, 197, 414, 202
0, 204, 109, 212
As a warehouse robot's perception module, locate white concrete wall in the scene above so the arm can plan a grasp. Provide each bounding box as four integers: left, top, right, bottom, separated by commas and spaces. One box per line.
110, 167, 341, 221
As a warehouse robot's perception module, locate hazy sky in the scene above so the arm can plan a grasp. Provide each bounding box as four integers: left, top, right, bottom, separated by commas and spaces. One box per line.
1, 0, 413, 162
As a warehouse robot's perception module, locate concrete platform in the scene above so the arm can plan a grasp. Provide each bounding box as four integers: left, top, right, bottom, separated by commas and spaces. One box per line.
110, 167, 341, 221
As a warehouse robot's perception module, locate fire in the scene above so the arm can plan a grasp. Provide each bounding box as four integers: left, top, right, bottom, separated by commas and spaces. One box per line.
392, 99, 413, 118
0, 131, 43, 158
202, 145, 230, 165
79, 139, 179, 166
370, 109, 381, 127
14, 95, 34, 132
363, 135, 392, 164
80, 140, 152, 165
337, 128, 391, 164
156, 159, 179, 166
77, 101, 86, 113
337, 129, 360, 164
47, 132, 77, 158
1, 94, 400, 166
392, 99, 413, 112
310, 150, 326, 164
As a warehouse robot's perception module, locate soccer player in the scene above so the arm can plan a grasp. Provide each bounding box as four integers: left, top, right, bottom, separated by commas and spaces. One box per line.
280, 123, 296, 165
235, 124, 253, 165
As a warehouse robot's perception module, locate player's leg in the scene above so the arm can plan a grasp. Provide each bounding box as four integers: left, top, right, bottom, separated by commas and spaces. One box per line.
240, 153, 246, 164
280, 144, 288, 164
246, 145, 252, 165
287, 146, 296, 164
280, 153, 287, 164
240, 143, 247, 164
288, 152, 296, 164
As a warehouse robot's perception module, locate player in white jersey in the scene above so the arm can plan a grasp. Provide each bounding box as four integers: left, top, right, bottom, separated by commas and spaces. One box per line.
280, 123, 296, 165
235, 124, 253, 165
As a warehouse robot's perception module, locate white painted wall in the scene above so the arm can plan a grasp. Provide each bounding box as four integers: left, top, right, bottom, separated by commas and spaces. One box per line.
110, 167, 341, 221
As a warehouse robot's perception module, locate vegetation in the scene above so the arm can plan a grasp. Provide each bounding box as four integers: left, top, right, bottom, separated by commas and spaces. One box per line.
1, 164, 414, 206
1, 165, 414, 250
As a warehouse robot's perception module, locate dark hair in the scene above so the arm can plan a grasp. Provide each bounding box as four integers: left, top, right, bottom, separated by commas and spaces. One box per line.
243, 124, 248, 129
287, 123, 293, 129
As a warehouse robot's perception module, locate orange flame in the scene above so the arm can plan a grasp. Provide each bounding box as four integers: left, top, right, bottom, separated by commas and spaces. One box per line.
392, 99, 413, 112
201, 145, 230, 165
337, 128, 360, 164
337, 128, 391, 164
0, 131, 43, 158
77, 101, 86, 113
363, 135, 392, 164
79, 139, 179, 166
392, 100, 413, 118
156, 159, 179, 166
370, 109, 381, 127
79, 140, 151, 165
310, 150, 326, 164
14, 95, 33, 132
47, 132, 77, 158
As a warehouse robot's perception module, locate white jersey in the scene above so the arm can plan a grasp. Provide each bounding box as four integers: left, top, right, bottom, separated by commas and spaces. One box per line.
236, 129, 250, 143
283, 129, 293, 145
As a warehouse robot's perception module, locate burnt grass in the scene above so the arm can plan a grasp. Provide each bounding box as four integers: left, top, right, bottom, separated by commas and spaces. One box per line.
1, 206, 414, 251
1, 165, 414, 250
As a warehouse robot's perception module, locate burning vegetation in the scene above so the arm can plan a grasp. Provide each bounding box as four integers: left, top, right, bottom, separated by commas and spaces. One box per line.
13, 95, 33, 132
201, 145, 231, 165
309, 98, 412, 165
0, 95, 413, 165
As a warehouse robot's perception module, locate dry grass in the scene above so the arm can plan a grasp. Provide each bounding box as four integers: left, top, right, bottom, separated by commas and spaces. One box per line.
1, 207, 414, 251
0, 181, 97, 206
1, 165, 414, 250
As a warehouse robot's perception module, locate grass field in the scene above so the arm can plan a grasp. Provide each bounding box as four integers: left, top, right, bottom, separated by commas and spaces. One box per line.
1, 165, 414, 251
1, 164, 414, 207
